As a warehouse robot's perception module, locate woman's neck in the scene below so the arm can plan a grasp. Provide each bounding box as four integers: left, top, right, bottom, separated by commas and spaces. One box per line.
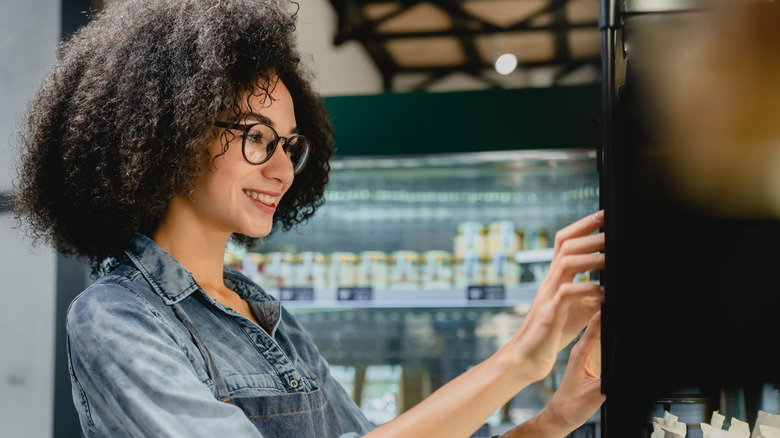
152, 198, 232, 292
152, 203, 263, 326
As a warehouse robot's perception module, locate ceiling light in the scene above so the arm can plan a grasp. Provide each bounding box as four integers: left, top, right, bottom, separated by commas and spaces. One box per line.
494, 53, 517, 75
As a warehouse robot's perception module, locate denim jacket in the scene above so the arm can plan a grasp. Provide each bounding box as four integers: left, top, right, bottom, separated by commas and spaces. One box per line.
66, 234, 375, 437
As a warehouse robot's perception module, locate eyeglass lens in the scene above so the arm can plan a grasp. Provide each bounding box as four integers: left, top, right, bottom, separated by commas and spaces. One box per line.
243, 124, 309, 172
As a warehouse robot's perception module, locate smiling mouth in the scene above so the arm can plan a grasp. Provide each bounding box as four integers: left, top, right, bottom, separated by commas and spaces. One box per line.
243, 190, 277, 206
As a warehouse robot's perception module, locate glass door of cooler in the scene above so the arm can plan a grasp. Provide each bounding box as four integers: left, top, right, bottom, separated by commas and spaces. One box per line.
226, 149, 600, 436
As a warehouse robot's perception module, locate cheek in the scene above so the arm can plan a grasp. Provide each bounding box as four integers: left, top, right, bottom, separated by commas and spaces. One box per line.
190, 167, 234, 206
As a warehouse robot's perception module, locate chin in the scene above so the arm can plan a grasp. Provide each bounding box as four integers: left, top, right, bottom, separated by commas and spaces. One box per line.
243, 225, 274, 239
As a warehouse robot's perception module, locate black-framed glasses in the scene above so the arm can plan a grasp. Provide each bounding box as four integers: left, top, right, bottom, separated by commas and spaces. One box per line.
214, 121, 310, 174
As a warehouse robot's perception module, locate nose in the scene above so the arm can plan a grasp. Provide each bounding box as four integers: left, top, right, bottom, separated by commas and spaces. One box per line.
261, 140, 295, 185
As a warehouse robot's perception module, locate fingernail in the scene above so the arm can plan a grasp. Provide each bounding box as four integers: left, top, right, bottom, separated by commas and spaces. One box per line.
593, 210, 604, 221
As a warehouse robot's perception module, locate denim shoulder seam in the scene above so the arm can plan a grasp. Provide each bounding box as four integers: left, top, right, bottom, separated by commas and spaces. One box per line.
65, 272, 127, 317
72, 274, 203, 385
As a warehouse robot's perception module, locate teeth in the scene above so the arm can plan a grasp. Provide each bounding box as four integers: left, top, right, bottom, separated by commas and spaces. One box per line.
243, 190, 276, 205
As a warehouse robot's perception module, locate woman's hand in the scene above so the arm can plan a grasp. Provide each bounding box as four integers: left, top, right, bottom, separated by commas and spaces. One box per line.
539, 311, 605, 434
502, 210, 605, 383
501, 312, 605, 438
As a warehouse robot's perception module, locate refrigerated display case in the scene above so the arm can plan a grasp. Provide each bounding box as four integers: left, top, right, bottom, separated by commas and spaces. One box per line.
229, 149, 601, 435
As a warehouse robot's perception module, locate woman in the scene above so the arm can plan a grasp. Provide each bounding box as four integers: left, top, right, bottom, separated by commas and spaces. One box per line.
12, 0, 606, 437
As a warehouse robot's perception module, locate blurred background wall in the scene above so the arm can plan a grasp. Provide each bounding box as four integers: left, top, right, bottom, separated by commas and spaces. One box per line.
0, 0, 61, 437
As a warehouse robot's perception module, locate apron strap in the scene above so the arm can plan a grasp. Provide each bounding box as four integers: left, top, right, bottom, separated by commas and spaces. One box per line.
171, 302, 232, 401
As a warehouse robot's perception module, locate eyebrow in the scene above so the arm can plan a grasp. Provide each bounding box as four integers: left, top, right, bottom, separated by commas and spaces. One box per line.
243, 112, 299, 134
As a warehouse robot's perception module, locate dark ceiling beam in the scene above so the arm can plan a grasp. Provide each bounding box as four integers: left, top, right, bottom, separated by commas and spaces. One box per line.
431, 0, 504, 32
370, 0, 431, 27
363, 39, 398, 91
335, 21, 598, 43
407, 70, 458, 92
511, 0, 567, 28
332, 0, 368, 45
330, 0, 400, 91
407, 68, 506, 92
551, 0, 571, 68
431, 0, 485, 76
333, 0, 422, 45
552, 59, 602, 83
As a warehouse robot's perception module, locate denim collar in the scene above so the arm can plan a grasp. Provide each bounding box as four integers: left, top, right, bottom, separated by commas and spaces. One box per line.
125, 233, 272, 305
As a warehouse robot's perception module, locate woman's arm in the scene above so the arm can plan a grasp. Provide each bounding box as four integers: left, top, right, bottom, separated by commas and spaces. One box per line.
365, 211, 606, 438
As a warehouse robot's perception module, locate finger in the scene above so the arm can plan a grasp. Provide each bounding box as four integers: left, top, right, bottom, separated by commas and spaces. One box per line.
576, 311, 602, 347
557, 232, 605, 258
554, 253, 605, 283
557, 282, 605, 313
537, 257, 604, 301
569, 312, 601, 369
553, 211, 604, 251
552, 282, 604, 340
575, 312, 602, 378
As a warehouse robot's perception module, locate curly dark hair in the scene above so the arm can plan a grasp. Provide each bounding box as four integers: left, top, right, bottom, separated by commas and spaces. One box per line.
12, 0, 332, 273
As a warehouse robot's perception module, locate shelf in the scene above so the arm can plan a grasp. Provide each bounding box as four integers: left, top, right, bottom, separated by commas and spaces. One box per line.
266, 284, 541, 310
514, 248, 554, 263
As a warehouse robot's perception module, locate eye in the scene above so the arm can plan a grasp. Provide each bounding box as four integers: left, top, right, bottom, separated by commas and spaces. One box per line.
246, 132, 264, 144
246, 124, 276, 147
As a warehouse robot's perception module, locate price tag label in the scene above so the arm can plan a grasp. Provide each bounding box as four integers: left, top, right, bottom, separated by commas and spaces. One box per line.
466, 285, 506, 300
278, 287, 315, 301
336, 287, 373, 301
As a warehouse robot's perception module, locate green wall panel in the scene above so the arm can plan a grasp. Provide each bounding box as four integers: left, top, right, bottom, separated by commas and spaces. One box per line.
322, 84, 600, 157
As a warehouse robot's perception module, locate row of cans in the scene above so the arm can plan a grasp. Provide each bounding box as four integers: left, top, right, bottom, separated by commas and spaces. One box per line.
454, 221, 550, 260
224, 221, 553, 290
227, 249, 546, 290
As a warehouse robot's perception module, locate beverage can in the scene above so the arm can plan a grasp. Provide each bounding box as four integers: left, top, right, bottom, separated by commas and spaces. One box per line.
526, 228, 551, 249
422, 250, 454, 289
265, 252, 294, 288
389, 251, 421, 289
454, 251, 486, 288
454, 222, 487, 260
357, 251, 390, 289
329, 252, 358, 288
296, 252, 327, 289
487, 221, 524, 255
486, 250, 520, 286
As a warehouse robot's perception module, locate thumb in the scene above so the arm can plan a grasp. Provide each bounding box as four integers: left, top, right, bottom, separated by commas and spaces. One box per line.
571, 311, 602, 378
